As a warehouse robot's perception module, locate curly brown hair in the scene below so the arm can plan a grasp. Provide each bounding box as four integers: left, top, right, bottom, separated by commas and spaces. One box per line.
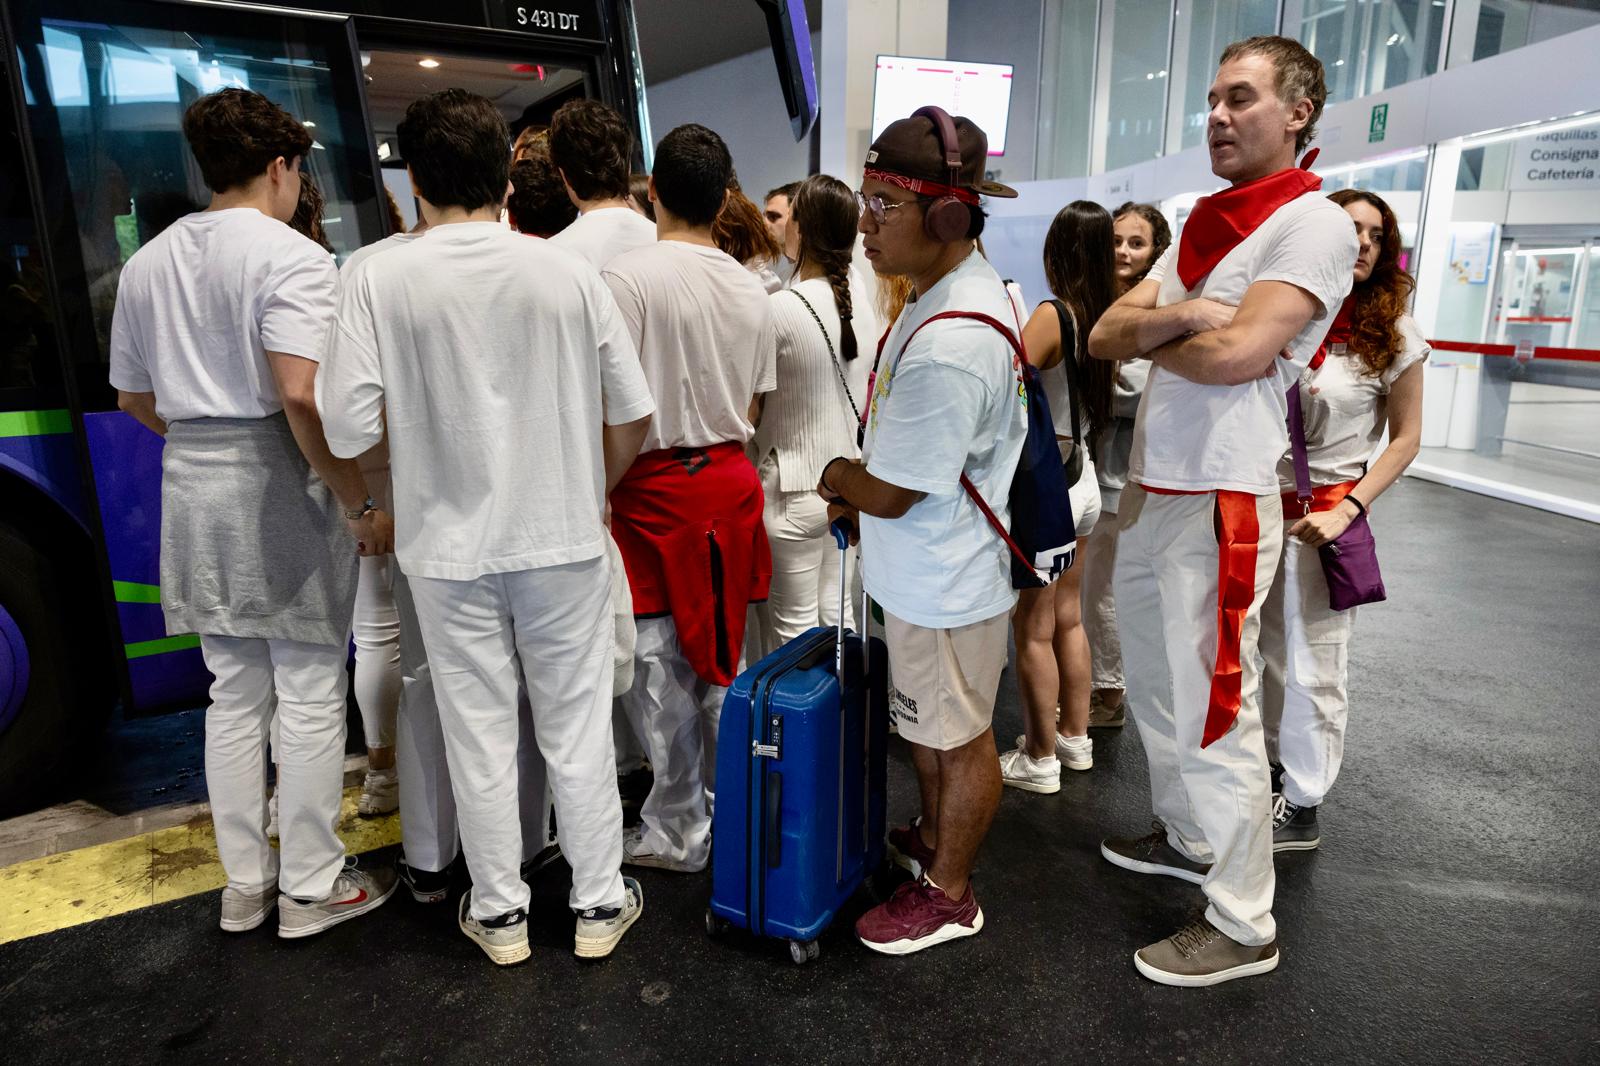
1327, 189, 1414, 378
712, 174, 781, 265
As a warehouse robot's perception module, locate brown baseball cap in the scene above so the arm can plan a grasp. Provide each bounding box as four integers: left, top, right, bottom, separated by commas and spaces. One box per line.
866, 111, 1018, 199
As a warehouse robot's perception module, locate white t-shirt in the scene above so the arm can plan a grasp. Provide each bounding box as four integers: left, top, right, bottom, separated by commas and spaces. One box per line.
860, 249, 1028, 629
603, 241, 778, 453
317, 221, 655, 580
1130, 191, 1357, 494
549, 206, 657, 270
1281, 313, 1429, 489
754, 274, 879, 492
109, 208, 337, 422
343, 230, 423, 274
338, 232, 424, 475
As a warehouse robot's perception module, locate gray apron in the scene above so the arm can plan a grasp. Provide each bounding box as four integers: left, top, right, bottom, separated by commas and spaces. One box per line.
160, 412, 358, 647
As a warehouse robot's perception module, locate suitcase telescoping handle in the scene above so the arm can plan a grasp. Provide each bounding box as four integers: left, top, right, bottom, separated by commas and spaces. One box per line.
829, 518, 870, 682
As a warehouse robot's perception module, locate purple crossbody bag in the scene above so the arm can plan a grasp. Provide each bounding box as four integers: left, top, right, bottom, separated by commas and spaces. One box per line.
1287, 381, 1386, 611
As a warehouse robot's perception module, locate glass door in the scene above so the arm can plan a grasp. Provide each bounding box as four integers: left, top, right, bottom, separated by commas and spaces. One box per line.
7, 0, 386, 412
1493, 243, 1585, 351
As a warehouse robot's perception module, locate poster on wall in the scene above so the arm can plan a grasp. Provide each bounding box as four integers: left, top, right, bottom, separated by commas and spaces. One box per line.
1509, 125, 1600, 191
1448, 223, 1497, 285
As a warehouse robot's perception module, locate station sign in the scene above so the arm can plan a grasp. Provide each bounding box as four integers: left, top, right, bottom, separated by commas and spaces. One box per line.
494, 2, 605, 43
1510, 124, 1600, 191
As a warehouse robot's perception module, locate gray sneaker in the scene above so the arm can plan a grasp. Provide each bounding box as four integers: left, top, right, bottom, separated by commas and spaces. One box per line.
1100, 821, 1211, 884
219, 885, 278, 933
573, 876, 644, 959
277, 858, 397, 939
1272, 794, 1321, 852
458, 890, 531, 966
1134, 916, 1280, 987
1089, 692, 1126, 728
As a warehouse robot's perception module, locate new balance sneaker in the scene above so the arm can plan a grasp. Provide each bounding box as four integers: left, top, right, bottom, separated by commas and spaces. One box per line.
573, 876, 644, 959
856, 876, 983, 956
356, 766, 399, 816
1100, 821, 1212, 884
277, 857, 397, 939
1088, 691, 1126, 728
397, 854, 451, 904
265, 789, 279, 840
1013, 732, 1093, 772
1134, 916, 1280, 987
1272, 794, 1321, 852
886, 817, 936, 879
621, 825, 704, 873
458, 891, 530, 967
999, 746, 1061, 794
219, 885, 278, 933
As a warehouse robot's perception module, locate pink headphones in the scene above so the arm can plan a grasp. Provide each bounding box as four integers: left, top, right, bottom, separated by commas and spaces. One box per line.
912, 105, 973, 243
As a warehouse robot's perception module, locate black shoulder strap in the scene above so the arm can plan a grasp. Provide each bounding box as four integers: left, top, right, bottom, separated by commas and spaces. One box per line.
1046, 299, 1083, 449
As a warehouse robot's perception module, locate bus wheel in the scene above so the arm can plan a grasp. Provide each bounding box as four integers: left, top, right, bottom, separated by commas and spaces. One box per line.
0, 523, 77, 815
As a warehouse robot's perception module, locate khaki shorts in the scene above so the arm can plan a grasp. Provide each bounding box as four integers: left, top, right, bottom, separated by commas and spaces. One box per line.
883, 607, 1010, 751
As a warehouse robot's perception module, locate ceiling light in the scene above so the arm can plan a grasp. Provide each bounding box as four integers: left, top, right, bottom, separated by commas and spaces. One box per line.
1314, 148, 1429, 179
1335, 59, 1345, 66
418, 58, 440, 69
1459, 111, 1600, 149
377, 141, 391, 160
302, 120, 315, 128
1386, 33, 1402, 45
360, 53, 371, 68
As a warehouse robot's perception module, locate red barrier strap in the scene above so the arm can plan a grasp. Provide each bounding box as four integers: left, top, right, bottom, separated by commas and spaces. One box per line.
1428, 339, 1600, 363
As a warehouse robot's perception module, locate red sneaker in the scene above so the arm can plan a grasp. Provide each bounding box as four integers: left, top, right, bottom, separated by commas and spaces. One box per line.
856, 876, 984, 955
886, 818, 936, 879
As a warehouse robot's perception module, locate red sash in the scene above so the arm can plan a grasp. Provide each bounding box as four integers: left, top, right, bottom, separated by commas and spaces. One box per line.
1176, 154, 1323, 291
1308, 294, 1356, 371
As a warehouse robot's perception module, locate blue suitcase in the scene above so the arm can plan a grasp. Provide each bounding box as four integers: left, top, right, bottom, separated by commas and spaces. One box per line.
707, 528, 888, 964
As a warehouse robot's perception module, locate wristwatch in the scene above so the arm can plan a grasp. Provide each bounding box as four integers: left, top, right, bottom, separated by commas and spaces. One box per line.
344, 496, 377, 521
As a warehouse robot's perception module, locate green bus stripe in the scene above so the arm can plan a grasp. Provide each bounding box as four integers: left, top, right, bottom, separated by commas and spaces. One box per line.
113, 580, 163, 604
0, 409, 73, 438
125, 634, 201, 659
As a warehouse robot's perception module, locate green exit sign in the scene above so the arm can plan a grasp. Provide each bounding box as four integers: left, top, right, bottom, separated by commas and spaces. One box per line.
1369, 103, 1389, 143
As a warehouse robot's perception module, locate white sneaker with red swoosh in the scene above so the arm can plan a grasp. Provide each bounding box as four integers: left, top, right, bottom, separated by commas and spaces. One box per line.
277, 858, 398, 939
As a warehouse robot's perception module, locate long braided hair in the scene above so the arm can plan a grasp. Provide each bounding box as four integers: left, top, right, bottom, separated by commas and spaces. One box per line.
789, 174, 859, 362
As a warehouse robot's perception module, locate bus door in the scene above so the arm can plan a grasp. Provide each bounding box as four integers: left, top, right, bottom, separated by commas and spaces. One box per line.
4, 0, 388, 717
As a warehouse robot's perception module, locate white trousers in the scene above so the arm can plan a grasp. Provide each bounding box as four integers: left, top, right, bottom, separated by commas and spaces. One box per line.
757, 455, 855, 655
200, 634, 347, 899
1114, 486, 1282, 946
408, 558, 623, 920
625, 615, 725, 868
1081, 505, 1124, 691
353, 552, 400, 750
392, 572, 561, 874
1258, 534, 1357, 808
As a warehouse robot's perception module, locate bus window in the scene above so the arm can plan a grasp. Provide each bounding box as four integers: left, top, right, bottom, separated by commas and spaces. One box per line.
1, 63, 61, 400
11, 1, 383, 411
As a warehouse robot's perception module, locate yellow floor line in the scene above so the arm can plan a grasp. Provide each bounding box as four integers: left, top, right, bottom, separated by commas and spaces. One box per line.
0, 785, 400, 946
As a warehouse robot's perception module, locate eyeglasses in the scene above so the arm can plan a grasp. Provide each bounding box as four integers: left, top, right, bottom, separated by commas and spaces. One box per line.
856, 191, 921, 226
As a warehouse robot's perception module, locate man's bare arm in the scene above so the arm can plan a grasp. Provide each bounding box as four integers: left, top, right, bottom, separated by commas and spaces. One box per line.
817, 458, 924, 520
1088, 278, 1239, 362
603, 414, 651, 494
117, 390, 167, 437
1148, 280, 1322, 386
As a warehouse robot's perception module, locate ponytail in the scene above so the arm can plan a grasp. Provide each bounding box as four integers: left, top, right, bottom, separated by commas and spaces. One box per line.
790, 173, 862, 361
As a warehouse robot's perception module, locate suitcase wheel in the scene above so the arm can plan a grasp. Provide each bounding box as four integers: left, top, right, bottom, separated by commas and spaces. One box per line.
705, 908, 730, 938
788, 939, 820, 965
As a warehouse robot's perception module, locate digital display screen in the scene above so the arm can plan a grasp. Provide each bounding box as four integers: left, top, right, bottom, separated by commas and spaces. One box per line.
872, 55, 1014, 156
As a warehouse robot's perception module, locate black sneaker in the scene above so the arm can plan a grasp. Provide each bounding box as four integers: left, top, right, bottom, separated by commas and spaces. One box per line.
618, 765, 654, 811
397, 854, 451, 904
1101, 821, 1212, 884
1271, 794, 1320, 852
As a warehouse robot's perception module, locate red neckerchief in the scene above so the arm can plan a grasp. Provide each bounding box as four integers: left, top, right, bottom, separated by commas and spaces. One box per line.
1176, 150, 1323, 291
1309, 294, 1355, 371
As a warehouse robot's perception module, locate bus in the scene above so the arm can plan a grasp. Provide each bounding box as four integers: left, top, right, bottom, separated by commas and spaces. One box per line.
0, 0, 818, 811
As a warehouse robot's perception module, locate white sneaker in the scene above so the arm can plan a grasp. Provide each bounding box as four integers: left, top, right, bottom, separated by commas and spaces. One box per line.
999, 747, 1061, 794
356, 767, 399, 816
573, 876, 644, 958
1012, 732, 1093, 772
219, 885, 278, 932
458, 890, 531, 966
265, 790, 279, 839
1058, 734, 1094, 772
621, 825, 704, 873
277, 858, 397, 939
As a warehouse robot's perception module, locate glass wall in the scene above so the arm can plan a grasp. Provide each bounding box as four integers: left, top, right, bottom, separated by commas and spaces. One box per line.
1036, 0, 1099, 179
1099, 1, 1172, 171
1281, 0, 1446, 105
1169, 0, 1278, 151
1449, 0, 1600, 65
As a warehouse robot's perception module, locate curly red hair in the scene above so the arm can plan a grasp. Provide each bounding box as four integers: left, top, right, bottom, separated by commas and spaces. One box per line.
1328, 189, 1414, 377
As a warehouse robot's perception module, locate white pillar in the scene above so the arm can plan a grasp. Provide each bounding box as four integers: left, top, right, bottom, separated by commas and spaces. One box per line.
818, 0, 948, 181
1412, 141, 1463, 337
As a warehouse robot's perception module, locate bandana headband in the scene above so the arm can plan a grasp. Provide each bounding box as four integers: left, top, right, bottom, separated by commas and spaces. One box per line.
862, 167, 981, 206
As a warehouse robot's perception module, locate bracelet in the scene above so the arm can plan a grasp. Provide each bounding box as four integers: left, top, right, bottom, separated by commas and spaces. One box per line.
1344, 493, 1367, 517
343, 496, 377, 521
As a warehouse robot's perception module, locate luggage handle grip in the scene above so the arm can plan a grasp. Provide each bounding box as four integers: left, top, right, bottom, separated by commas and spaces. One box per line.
829, 518, 870, 685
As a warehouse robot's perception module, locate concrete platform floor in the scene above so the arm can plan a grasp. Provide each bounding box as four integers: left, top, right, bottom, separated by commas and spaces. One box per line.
1, 479, 1597, 1064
